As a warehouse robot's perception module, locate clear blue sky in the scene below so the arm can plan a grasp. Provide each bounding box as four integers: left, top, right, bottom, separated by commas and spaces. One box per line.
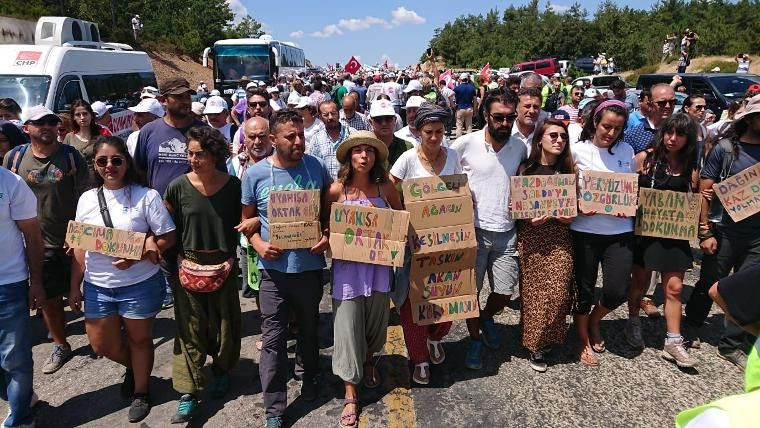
230, 0, 660, 67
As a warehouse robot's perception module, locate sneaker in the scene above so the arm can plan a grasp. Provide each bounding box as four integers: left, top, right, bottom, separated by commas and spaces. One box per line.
640, 298, 661, 317
662, 338, 697, 368
242, 287, 257, 299
480, 319, 501, 350
412, 362, 430, 385
162, 292, 174, 310
170, 394, 198, 424
127, 394, 151, 423
42, 343, 72, 374
717, 349, 747, 369
120, 368, 135, 399
624, 318, 645, 349
300, 376, 318, 402
266, 416, 284, 428
683, 323, 702, 349
529, 351, 547, 373
208, 372, 229, 399
465, 339, 483, 370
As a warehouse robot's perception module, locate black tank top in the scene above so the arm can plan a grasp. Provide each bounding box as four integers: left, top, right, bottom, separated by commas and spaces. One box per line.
638, 162, 691, 192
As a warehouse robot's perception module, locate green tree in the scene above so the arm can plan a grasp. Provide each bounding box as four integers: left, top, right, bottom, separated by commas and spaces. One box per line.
224, 16, 264, 39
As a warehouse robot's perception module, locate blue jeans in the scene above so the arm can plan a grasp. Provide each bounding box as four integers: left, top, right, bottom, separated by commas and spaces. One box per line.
0, 280, 34, 427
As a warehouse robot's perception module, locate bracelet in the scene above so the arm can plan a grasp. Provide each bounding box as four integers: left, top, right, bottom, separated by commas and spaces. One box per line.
697, 229, 714, 241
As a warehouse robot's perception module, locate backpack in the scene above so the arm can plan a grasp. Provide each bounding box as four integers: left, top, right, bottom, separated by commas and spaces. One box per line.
707, 138, 737, 224
544, 90, 565, 113
7, 143, 78, 178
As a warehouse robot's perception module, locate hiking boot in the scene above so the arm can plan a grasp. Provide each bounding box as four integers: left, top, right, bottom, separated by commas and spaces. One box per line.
662, 338, 697, 368
529, 351, 547, 373
208, 372, 230, 399
120, 368, 135, 399
480, 319, 501, 350
640, 298, 661, 317
717, 349, 747, 370
300, 376, 318, 402
170, 394, 198, 424
465, 339, 483, 370
127, 394, 151, 423
624, 318, 645, 349
42, 344, 72, 374
265, 416, 284, 428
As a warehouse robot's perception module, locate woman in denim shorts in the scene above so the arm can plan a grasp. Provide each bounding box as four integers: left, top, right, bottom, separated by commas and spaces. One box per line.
69, 136, 176, 423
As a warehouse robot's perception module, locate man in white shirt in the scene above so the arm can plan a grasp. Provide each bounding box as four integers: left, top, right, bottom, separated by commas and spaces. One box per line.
203, 95, 235, 144
295, 97, 325, 152
382, 73, 403, 115
510, 87, 542, 155
366, 74, 384, 109
126, 98, 164, 157
451, 90, 527, 370
267, 87, 286, 111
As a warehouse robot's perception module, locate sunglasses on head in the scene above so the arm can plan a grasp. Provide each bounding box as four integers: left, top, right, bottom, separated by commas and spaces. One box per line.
248, 101, 268, 108
548, 132, 569, 141
489, 113, 517, 124
654, 99, 677, 108
95, 156, 126, 168
29, 117, 59, 127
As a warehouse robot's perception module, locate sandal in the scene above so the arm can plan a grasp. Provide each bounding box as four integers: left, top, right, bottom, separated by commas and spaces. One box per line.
362, 361, 380, 389
579, 347, 600, 367
427, 339, 446, 365
412, 362, 430, 385
338, 398, 358, 427
589, 327, 606, 353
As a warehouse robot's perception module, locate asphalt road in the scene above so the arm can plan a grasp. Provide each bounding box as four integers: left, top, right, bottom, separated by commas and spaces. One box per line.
3, 264, 747, 428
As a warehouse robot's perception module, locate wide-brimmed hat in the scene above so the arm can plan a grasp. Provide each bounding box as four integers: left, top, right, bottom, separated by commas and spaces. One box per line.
336, 130, 389, 164
160, 77, 196, 96
735, 94, 760, 121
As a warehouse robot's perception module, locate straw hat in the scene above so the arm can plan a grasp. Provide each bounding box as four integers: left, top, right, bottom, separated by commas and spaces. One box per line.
336, 131, 389, 164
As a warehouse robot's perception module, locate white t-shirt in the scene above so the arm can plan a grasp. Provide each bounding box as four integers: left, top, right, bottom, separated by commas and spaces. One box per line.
390, 146, 461, 180
568, 123, 583, 145
0, 169, 38, 285
737, 58, 750, 73
452, 129, 527, 232
126, 130, 140, 158
75, 185, 175, 288
383, 82, 402, 106
214, 123, 234, 143
305, 118, 325, 153
570, 139, 636, 235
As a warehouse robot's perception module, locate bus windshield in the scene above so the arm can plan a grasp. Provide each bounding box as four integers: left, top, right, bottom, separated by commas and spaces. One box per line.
0, 75, 51, 111
215, 45, 270, 81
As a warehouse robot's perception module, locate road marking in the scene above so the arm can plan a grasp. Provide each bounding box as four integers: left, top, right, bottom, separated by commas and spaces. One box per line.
380, 325, 417, 428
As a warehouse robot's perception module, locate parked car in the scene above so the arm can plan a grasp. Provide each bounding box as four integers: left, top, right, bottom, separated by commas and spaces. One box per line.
574, 57, 595, 73
636, 73, 760, 116
571, 75, 625, 89
511, 58, 560, 76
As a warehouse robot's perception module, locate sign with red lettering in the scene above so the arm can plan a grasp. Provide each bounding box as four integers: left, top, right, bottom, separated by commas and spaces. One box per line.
14, 51, 41, 66
712, 164, 760, 222
509, 174, 577, 219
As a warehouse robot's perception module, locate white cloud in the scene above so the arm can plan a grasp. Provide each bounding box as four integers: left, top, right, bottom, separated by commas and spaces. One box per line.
310, 24, 343, 38
337, 16, 391, 31
390, 7, 426, 26
226, 0, 249, 23
549, 3, 571, 13
289, 30, 304, 38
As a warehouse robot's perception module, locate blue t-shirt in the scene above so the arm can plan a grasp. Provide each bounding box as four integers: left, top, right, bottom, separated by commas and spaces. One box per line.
453, 83, 476, 109
701, 141, 760, 238
134, 118, 207, 196
241, 154, 332, 273
622, 120, 656, 154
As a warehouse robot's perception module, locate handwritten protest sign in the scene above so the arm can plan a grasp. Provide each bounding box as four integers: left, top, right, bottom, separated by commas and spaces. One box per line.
65, 221, 145, 260
404, 174, 479, 325
712, 164, 760, 223
329, 203, 410, 267
577, 171, 639, 216
268, 189, 321, 249
509, 174, 577, 219
635, 188, 701, 241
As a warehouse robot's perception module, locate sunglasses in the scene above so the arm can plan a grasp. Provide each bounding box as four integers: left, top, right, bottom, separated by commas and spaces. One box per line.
372, 115, 395, 123
29, 118, 60, 127
654, 99, 677, 108
692, 104, 706, 110
489, 113, 517, 124
248, 101, 269, 108
95, 156, 126, 167
547, 132, 569, 141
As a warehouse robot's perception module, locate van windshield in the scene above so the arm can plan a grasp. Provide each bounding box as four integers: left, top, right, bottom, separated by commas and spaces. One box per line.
710, 75, 760, 99
0, 75, 51, 111
215, 45, 270, 81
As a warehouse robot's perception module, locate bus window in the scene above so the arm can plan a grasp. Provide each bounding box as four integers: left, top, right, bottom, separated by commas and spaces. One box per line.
55, 77, 83, 112
82, 73, 144, 109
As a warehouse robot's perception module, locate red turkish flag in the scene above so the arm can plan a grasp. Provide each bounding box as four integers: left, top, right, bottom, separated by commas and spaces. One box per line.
344, 56, 361, 74
480, 63, 491, 80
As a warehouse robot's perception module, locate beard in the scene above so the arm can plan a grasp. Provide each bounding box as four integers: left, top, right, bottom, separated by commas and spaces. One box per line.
487, 124, 511, 143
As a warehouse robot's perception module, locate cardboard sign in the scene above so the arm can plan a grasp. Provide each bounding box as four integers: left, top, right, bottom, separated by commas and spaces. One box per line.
577, 171, 639, 216
65, 221, 145, 260
329, 203, 410, 267
410, 224, 477, 255
509, 174, 578, 219
268, 189, 321, 249
405, 195, 474, 229
712, 164, 760, 222
402, 174, 470, 202
635, 188, 702, 241
413, 294, 480, 326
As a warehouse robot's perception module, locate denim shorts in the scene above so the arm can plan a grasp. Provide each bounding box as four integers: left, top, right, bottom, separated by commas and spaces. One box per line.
83, 272, 166, 320
475, 227, 520, 297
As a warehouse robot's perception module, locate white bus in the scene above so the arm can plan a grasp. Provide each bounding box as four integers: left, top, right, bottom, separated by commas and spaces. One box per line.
203, 35, 306, 95
0, 17, 157, 138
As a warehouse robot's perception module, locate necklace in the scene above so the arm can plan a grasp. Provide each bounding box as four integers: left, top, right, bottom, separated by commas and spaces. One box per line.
417, 146, 446, 175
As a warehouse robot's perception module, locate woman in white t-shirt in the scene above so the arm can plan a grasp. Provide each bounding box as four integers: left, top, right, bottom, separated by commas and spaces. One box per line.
570, 100, 635, 367
68, 136, 176, 423
389, 103, 461, 385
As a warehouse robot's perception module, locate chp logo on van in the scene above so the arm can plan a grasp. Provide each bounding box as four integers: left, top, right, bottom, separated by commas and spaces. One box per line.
14, 51, 42, 66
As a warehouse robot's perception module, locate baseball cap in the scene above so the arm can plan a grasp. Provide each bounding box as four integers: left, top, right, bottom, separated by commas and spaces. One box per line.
210, 89, 221, 96
735, 94, 760, 121
91, 101, 112, 118
191, 102, 205, 116
550, 109, 570, 125
160, 77, 196, 96
140, 86, 159, 99
369, 99, 396, 118
403, 80, 423, 93
128, 98, 164, 117
578, 98, 595, 111
584, 88, 600, 99
246, 82, 258, 90
294, 96, 311, 109
373, 74, 382, 82
266, 86, 280, 94
459, 72, 470, 81
405, 96, 425, 109
202, 96, 228, 114
287, 92, 300, 106
22, 105, 60, 123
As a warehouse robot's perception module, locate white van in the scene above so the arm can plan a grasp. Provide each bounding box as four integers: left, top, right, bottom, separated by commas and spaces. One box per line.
0, 17, 157, 138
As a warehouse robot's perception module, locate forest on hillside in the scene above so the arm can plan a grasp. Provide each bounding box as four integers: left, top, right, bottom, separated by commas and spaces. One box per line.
427, 0, 760, 70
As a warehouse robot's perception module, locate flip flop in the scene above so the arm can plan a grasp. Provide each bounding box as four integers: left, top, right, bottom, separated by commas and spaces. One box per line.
338, 398, 358, 427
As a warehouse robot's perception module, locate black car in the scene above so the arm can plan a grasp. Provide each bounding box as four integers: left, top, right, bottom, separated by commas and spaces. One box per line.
575, 57, 595, 73
636, 73, 760, 116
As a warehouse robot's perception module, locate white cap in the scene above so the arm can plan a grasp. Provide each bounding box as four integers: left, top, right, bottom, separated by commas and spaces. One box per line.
191, 102, 205, 116
370, 99, 396, 117
584, 88, 600, 98
405, 95, 425, 109
403, 80, 423, 93
552, 73, 561, 78
266, 87, 280, 94
91, 101, 112, 118
140, 86, 159, 99
128, 98, 164, 117
294, 96, 311, 109
202, 96, 228, 114
246, 82, 258, 90
210, 89, 221, 96
287, 92, 300, 106
459, 72, 470, 81
22, 105, 59, 123
199, 97, 208, 104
